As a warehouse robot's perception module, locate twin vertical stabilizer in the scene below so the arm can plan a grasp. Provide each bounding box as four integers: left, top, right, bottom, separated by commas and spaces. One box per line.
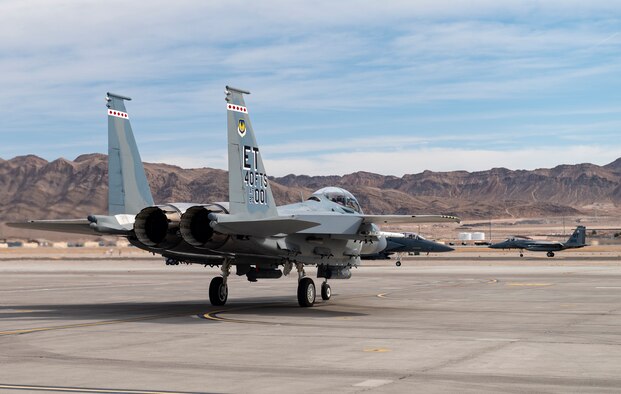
225, 86, 277, 219
106, 93, 154, 215
565, 225, 587, 246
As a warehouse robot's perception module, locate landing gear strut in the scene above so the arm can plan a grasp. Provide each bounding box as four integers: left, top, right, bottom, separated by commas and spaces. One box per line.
546, 251, 555, 258
209, 259, 231, 306
296, 263, 316, 307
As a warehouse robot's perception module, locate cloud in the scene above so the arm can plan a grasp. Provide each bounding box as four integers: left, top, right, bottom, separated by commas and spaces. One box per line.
0, 0, 619, 172
264, 145, 621, 177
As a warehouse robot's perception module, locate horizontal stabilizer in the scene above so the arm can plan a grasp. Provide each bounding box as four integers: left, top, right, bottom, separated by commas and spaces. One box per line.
361, 215, 461, 225
7, 219, 96, 236
211, 215, 320, 237
7, 214, 135, 236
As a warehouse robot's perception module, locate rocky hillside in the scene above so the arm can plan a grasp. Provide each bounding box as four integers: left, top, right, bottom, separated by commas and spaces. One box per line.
1, 154, 620, 232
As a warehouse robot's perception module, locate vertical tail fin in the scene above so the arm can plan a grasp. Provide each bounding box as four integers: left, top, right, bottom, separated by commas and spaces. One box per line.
225, 86, 277, 219
565, 226, 586, 246
106, 93, 154, 215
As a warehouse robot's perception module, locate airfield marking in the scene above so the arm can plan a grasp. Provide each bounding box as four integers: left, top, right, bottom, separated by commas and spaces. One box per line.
596, 286, 621, 289
0, 383, 203, 394
363, 348, 391, 353
506, 283, 553, 287
353, 379, 393, 388
0, 312, 199, 337
201, 309, 276, 326
377, 293, 389, 298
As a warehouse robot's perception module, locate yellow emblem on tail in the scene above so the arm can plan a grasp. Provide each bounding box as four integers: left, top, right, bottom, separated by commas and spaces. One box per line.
238, 119, 246, 136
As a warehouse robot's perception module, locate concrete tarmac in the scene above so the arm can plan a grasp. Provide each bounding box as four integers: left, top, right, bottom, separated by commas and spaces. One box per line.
1, 255, 620, 393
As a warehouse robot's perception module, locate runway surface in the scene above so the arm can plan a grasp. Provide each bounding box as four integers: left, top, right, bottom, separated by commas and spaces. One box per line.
1, 256, 620, 393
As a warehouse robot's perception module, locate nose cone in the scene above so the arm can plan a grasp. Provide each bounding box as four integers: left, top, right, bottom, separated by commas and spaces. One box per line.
489, 242, 504, 249
420, 239, 454, 253
436, 243, 455, 252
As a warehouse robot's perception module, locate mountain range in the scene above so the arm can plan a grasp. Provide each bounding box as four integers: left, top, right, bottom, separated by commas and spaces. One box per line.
1, 154, 620, 237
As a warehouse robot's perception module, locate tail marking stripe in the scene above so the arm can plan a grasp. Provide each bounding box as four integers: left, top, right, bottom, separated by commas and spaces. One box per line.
108, 109, 129, 119
227, 104, 248, 113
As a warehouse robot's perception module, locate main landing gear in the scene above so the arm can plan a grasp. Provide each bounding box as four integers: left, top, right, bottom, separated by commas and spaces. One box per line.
321, 281, 331, 300
546, 251, 555, 258
297, 277, 316, 307
209, 261, 333, 308
296, 263, 332, 307
209, 260, 231, 306
296, 263, 315, 307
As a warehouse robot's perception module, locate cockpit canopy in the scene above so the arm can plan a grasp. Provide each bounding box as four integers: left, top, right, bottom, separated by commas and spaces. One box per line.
403, 232, 426, 240
507, 236, 532, 241
311, 187, 363, 214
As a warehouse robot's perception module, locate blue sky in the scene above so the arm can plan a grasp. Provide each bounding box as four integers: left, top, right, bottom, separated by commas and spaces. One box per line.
1, 1, 620, 176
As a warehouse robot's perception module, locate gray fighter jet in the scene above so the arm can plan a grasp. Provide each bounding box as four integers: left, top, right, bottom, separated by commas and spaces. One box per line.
361, 231, 454, 265
10, 87, 460, 307
488, 226, 587, 257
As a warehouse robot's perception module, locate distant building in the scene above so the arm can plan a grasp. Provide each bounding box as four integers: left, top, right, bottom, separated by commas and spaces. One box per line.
111, 239, 130, 248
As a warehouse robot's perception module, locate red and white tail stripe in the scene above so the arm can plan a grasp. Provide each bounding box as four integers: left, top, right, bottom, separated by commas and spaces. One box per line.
108, 109, 129, 119
227, 104, 248, 114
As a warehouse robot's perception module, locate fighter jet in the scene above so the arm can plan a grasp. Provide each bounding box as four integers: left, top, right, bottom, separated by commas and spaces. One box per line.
10, 87, 460, 307
488, 226, 587, 257
361, 231, 454, 265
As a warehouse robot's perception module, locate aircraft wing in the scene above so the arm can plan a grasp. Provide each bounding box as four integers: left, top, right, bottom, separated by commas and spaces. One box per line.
524, 242, 564, 252
361, 215, 461, 224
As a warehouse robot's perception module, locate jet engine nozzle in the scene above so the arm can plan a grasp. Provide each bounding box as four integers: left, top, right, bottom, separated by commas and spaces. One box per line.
134, 206, 182, 249
180, 204, 229, 249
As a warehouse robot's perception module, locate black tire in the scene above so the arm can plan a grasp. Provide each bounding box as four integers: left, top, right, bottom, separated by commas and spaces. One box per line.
396, 261, 402, 267
321, 283, 331, 300
547, 252, 555, 258
520, 253, 523, 257
297, 277, 315, 307
209, 276, 228, 306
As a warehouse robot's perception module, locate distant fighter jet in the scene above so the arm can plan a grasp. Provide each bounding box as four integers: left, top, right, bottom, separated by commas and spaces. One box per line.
10, 87, 460, 307
362, 231, 454, 265
488, 226, 587, 257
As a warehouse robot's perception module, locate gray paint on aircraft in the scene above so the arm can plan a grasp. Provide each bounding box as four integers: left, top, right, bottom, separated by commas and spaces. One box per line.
106, 93, 154, 215
225, 86, 277, 218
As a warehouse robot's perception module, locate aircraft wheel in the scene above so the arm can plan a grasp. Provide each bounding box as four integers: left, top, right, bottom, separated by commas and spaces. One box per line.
396, 261, 402, 267
297, 277, 316, 307
519, 253, 523, 258
209, 276, 228, 306
547, 251, 555, 258
321, 283, 331, 300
